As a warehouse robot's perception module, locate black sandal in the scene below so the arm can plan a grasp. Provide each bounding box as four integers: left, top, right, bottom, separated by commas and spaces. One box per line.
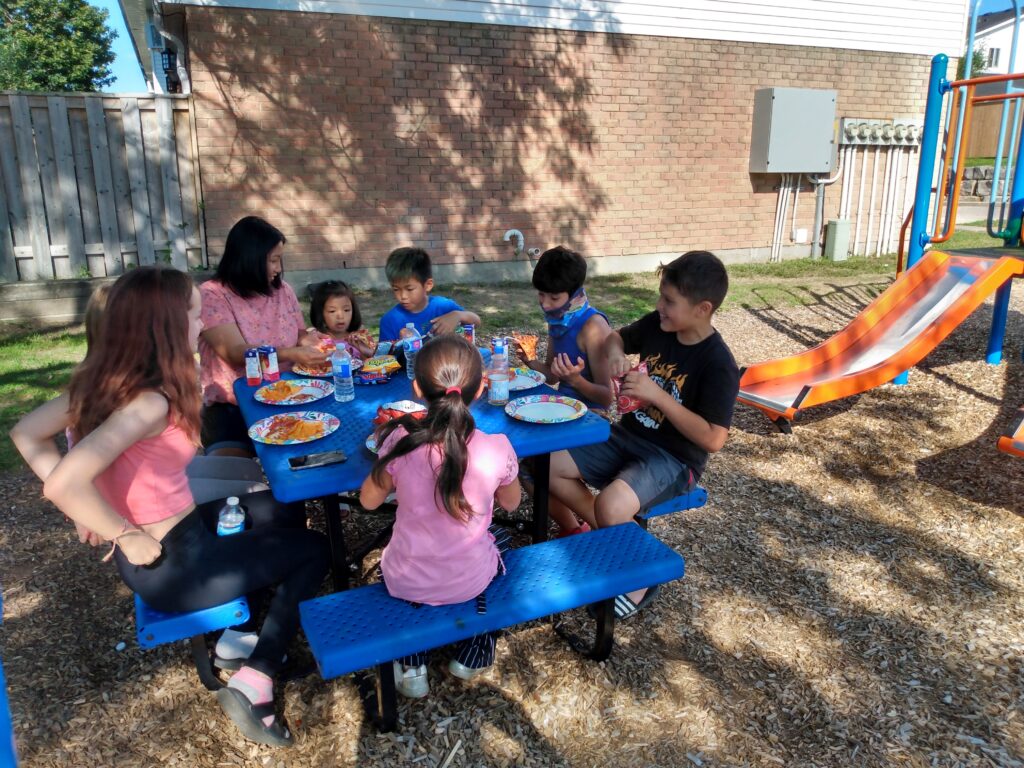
216, 686, 293, 747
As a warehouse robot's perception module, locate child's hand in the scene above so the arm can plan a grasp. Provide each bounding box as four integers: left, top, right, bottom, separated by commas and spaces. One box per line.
428, 312, 462, 336
74, 520, 103, 547
621, 369, 661, 403
550, 353, 585, 383
119, 530, 163, 566
607, 351, 630, 379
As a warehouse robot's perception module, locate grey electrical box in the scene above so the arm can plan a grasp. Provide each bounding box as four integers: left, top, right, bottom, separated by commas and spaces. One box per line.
824, 219, 850, 261
749, 88, 837, 173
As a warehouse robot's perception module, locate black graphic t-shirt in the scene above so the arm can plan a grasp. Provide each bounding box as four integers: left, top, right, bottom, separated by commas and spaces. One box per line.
618, 311, 739, 479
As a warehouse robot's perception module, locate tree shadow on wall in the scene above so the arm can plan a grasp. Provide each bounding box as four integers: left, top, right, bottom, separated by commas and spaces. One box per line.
188, 9, 631, 267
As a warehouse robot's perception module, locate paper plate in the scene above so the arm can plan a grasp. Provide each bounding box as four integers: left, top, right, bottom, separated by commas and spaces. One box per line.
254, 378, 334, 405
505, 395, 588, 424
508, 367, 545, 391
248, 411, 340, 445
293, 359, 362, 378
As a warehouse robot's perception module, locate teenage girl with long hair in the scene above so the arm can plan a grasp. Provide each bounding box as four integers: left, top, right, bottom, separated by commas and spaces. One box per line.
360, 335, 521, 698
10, 267, 329, 747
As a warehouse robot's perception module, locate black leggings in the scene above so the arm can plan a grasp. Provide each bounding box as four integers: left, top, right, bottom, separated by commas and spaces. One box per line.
115, 491, 329, 676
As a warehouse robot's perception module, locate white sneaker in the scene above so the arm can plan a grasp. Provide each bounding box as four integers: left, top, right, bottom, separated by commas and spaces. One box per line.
393, 662, 429, 698
215, 629, 259, 662
448, 659, 489, 681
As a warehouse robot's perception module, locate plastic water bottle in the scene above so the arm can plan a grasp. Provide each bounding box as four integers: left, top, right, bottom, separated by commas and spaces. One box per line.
487, 336, 510, 406
332, 346, 355, 402
404, 323, 423, 380
217, 496, 245, 536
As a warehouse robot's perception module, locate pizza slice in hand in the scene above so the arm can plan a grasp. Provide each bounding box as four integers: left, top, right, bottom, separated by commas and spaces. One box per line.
511, 333, 539, 362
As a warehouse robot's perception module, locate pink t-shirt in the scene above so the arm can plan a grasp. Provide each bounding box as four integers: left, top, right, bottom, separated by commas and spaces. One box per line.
379, 427, 519, 605
199, 280, 307, 405
94, 422, 197, 526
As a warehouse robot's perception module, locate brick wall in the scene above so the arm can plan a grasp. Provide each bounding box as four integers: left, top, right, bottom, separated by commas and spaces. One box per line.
186, 8, 935, 272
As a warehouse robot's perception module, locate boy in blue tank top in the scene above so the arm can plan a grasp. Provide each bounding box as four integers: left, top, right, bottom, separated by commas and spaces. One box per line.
513, 246, 613, 409
513, 246, 613, 537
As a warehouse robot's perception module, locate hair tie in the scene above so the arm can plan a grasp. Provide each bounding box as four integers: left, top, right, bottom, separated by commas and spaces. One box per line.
445, 385, 462, 395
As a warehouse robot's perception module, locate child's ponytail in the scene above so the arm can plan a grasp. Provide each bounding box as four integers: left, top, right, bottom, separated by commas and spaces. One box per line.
371, 336, 483, 522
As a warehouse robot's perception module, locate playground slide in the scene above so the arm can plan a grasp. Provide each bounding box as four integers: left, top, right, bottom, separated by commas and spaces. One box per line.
738, 250, 1024, 422
998, 410, 1024, 457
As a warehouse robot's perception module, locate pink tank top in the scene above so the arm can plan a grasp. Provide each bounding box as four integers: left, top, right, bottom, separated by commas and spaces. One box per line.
94, 422, 197, 526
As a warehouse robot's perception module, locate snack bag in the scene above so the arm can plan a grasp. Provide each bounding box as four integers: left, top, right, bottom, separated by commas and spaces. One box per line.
612, 361, 648, 414
373, 400, 428, 425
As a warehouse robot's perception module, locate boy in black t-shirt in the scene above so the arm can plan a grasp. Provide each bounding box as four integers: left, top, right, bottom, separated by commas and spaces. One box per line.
548, 250, 740, 619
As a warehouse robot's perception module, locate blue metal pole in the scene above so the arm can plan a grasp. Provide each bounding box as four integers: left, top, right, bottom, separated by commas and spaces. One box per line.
897, 54, 949, 386
908, 54, 950, 270
986, 282, 1012, 364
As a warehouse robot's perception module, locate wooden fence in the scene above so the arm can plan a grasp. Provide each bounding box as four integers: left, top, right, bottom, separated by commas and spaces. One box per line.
0, 93, 205, 283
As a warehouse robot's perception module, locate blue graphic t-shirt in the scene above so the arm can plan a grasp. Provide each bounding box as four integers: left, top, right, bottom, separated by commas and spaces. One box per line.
379, 295, 464, 341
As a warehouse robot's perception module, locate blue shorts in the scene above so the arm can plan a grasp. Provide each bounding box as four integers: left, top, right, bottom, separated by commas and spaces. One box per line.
568, 424, 694, 510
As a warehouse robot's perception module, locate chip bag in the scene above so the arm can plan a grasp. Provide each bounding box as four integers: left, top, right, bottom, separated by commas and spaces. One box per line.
373, 400, 428, 425
612, 361, 648, 414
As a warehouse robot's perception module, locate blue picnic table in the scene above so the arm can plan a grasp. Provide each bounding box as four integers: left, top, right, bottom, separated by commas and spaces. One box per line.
233, 372, 610, 589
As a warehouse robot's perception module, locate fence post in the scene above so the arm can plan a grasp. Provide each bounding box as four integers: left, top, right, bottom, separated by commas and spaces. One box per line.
9, 95, 54, 279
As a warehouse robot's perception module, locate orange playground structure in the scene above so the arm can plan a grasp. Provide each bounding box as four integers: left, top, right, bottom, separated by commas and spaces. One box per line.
999, 410, 1024, 457
737, 251, 1024, 428
739, 47, 1024, 451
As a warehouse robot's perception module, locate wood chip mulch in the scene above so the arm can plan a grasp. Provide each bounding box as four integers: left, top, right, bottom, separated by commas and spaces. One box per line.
1, 282, 1022, 767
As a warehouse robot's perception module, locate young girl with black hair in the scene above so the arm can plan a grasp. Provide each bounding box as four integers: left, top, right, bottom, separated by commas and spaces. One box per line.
360, 335, 521, 698
308, 280, 377, 358
10, 266, 329, 747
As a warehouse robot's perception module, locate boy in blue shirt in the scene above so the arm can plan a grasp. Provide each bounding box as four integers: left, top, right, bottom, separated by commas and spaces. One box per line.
548, 251, 740, 619
378, 247, 481, 341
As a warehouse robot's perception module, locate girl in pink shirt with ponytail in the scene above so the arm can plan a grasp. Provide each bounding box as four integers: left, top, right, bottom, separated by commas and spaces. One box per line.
360, 335, 522, 698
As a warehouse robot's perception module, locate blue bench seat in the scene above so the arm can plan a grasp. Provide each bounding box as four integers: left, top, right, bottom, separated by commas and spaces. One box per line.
635, 487, 708, 526
134, 595, 249, 691
300, 523, 684, 730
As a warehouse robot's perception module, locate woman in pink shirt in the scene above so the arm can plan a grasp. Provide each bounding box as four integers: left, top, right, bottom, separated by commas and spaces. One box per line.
10, 267, 329, 747
199, 216, 328, 456
360, 336, 521, 699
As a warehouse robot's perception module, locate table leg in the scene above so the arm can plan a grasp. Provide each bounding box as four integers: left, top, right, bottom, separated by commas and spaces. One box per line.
321, 495, 350, 591
531, 453, 550, 543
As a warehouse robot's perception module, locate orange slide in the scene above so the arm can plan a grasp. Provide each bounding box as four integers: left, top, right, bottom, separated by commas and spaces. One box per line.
738, 250, 1024, 426
998, 410, 1024, 457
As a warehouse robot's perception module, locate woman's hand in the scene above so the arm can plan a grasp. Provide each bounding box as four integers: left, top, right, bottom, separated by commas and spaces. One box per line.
290, 345, 329, 366
118, 530, 163, 566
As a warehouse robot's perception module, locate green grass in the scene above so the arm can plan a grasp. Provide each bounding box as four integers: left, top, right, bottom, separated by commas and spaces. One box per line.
965, 156, 996, 167
0, 325, 87, 472
0, 255, 900, 473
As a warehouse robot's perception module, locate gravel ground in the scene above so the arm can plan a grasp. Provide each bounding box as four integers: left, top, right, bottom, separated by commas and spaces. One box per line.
1, 279, 1022, 767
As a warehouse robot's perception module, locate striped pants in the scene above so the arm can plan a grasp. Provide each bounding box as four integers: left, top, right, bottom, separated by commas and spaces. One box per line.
398, 525, 513, 670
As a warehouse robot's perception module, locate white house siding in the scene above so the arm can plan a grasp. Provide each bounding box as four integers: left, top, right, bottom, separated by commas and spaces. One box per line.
175, 0, 968, 56
975, 20, 1023, 74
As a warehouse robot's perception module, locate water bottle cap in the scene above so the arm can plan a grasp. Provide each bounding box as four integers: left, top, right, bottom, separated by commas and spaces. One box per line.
227, 496, 240, 506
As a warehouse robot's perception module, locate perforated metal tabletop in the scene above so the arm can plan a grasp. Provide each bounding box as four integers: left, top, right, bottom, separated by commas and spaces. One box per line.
233, 374, 610, 504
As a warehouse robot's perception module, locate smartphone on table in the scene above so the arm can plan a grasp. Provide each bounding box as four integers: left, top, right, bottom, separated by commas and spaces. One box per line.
288, 450, 347, 470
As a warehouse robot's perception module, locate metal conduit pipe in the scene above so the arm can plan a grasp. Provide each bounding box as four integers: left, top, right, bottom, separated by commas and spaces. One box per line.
811, 154, 844, 258
875, 148, 892, 257
854, 146, 869, 255
866, 146, 881, 256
